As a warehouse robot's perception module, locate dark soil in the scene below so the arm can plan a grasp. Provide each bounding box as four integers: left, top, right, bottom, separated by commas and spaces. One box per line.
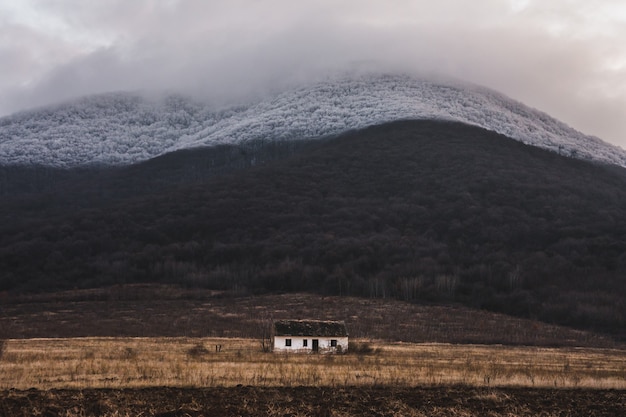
1, 386, 625, 417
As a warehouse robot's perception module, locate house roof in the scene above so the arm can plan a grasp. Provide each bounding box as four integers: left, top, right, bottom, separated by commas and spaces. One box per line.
273, 320, 348, 337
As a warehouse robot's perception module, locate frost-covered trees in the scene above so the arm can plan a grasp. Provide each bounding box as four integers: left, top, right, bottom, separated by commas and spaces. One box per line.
1, 74, 625, 167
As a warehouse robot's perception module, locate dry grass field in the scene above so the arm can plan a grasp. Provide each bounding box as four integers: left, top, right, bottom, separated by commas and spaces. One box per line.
1, 337, 625, 390
2, 289, 626, 415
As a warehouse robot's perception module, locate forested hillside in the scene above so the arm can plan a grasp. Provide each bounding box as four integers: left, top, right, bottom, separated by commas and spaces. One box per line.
1, 120, 626, 337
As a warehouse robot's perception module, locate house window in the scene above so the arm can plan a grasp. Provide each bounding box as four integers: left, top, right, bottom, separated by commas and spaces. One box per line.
303, 339, 308, 347
330, 339, 337, 347
285, 339, 292, 347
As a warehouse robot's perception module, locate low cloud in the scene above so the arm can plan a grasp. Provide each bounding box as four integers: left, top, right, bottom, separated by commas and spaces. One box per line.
1, 0, 625, 147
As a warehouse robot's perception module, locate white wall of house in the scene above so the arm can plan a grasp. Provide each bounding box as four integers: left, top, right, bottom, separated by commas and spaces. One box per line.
273, 336, 348, 353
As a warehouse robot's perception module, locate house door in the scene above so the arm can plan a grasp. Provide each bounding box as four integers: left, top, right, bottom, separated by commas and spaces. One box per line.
312, 339, 319, 352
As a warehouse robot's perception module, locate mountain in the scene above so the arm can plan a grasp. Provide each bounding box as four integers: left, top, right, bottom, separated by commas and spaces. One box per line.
2, 73, 626, 339
1, 120, 626, 339
1, 73, 625, 168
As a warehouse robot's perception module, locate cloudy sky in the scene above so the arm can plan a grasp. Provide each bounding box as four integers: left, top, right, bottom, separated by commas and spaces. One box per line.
1, 0, 625, 148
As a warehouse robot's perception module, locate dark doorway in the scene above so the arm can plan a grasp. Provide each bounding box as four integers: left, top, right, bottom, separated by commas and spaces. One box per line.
312, 339, 319, 352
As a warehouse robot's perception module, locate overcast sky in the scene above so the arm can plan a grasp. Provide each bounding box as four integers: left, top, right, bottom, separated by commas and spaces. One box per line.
1, 0, 625, 148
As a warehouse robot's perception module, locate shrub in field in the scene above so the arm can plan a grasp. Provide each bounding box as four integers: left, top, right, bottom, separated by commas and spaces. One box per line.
187, 343, 210, 359
122, 347, 137, 360
349, 342, 380, 355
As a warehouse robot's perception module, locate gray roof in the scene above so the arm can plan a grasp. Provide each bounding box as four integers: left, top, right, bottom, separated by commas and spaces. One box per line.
273, 320, 348, 337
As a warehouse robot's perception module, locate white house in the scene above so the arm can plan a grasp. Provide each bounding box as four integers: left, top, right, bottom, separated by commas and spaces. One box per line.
272, 320, 348, 354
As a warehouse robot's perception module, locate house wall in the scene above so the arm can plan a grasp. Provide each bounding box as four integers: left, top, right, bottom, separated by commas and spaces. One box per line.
273, 336, 348, 353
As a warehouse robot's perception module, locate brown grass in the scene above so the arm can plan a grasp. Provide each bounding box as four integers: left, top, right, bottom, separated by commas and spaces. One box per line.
1, 337, 625, 390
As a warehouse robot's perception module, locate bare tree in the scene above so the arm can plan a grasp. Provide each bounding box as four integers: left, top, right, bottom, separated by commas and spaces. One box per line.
0, 323, 6, 361
259, 314, 273, 353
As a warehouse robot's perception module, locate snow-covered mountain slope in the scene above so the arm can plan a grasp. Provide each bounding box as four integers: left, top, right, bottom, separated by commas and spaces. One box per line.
1, 74, 625, 167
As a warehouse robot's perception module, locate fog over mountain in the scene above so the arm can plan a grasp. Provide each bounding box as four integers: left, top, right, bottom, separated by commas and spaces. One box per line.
1, 1, 625, 148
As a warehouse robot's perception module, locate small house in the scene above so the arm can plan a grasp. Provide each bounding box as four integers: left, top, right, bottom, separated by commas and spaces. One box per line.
272, 320, 348, 353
